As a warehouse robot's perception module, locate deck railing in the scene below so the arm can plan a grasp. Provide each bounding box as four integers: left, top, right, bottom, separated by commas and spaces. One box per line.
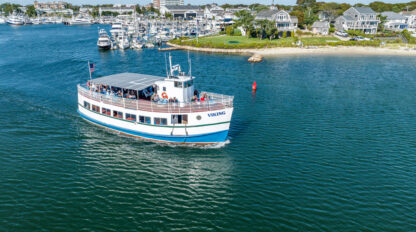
78, 84, 233, 114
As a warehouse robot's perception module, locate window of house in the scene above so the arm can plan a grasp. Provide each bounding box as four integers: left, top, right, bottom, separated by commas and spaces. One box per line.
154, 117, 168, 125
92, 104, 100, 113
102, 107, 111, 116
113, 110, 123, 119
126, 113, 136, 121
84, 101, 90, 109
171, 114, 188, 124
139, 115, 151, 124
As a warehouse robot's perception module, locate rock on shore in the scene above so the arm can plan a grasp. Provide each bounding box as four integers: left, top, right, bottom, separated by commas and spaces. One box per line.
248, 54, 263, 63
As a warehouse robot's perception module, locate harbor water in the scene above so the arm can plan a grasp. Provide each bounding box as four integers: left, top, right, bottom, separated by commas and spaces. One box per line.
1, 24, 416, 231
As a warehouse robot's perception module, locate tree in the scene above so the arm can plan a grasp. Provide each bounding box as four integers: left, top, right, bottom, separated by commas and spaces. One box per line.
26, 5, 37, 17
265, 20, 277, 40
234, 10, 254, 38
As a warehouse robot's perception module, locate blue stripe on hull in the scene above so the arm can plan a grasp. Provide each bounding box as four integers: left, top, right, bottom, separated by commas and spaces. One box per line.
78, 110, 229, 144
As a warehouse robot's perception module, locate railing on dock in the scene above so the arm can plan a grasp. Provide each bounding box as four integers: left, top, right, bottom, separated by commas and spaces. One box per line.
77, 85, 233, 114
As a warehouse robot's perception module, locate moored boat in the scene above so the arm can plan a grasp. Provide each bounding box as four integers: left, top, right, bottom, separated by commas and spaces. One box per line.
97, 29, 112, 50
77, 57, 234, 144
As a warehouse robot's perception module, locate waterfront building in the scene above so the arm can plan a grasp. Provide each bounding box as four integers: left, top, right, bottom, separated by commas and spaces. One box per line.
381, 11, 408, 31
34, 0, 72, 15
34, 1, 67, 10
334, 7, 380, 34
99, 6, 135, 17
160, 5, 203, 19
255, 8, 298, 32
312, 21, 330, 35
153, 0, 161, 9
159, 0, 184, 9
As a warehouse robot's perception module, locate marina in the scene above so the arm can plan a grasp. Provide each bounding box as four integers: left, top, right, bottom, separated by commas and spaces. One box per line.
2, 1, 416, 231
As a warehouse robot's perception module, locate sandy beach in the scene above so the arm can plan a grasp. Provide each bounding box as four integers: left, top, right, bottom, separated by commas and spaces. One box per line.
166, 42, 416, 57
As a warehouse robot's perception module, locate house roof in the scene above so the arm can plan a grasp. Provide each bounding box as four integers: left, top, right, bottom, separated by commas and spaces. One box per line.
256, 9, 279, 18
338, 15, 354, 21
91, 73, 165, 90
382, 11, 406, 20
353, 6, 375, 14
312, 21, 329, 28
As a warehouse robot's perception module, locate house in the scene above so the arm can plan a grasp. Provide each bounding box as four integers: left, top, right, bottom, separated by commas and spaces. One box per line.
160, 5, 203, 19
98, 6, 135, 17
401, 9, 416, 30
312, 21, 330, 35
334, 7, 380, 34
381, 11, 408, 31
204, 4, 224, 19
255, 8, 298, 32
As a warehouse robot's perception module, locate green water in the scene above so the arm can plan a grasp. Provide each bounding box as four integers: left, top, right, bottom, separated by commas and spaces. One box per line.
0, 24, 416, 231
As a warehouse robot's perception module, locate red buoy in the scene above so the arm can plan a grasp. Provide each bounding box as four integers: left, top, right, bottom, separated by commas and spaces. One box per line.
252, 81, 257, 91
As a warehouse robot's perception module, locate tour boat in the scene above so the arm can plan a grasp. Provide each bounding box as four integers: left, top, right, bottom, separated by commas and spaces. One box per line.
97, 29, 112, 50
77, 57, 234, 144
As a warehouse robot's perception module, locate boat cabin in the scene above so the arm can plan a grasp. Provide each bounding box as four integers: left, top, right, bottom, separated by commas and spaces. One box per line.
87, 70, 195, 104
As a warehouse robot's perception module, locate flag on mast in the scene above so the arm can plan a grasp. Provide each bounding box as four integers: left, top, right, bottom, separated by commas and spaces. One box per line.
89, 62, 95, 73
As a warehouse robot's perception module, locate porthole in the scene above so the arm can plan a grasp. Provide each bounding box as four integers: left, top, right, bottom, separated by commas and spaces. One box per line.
196, 115, 202, 120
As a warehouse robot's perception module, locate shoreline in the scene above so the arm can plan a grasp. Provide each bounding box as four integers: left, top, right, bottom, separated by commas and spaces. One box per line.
166, 42, 416, 57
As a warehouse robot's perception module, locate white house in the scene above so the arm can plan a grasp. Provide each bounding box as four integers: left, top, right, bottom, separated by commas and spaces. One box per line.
381, 11, 408, 31
312, 21, 330, 35
255, 8, 298, 32
401, 9, 416, 31
204, 4, 224, 19
335, 7, 380, 34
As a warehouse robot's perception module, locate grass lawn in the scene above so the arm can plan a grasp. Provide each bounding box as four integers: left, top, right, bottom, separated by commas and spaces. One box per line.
301, 37, 340, 45
171, 35, 297, 49
170, 35, 383, 49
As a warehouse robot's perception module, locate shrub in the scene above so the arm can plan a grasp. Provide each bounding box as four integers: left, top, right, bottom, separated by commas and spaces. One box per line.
225, 26, 234, 36
283, 31, 287, 38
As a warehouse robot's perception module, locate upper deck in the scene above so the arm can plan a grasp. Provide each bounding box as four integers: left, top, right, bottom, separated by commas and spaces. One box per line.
78, 84, 233, 114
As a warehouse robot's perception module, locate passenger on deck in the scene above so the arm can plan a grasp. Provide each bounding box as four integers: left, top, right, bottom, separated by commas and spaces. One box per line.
200, 93, 207, 102
192, 95, 198, 102
173, 97, 178, 103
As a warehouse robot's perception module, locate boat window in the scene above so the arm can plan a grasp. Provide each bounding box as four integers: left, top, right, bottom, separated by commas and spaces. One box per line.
113, 110, 123, 119
163, 87, 166, 91
92, 104, 100, 113
126, 113, 136, 121
154, 117, 167, 125
171, 114, 188, 124
139, 115, 151, 124
84, 101, 90, 109
102, 107, 111, 116
174, 81, 183, 88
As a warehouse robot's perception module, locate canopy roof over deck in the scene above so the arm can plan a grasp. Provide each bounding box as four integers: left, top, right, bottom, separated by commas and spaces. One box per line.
91, 73, 165, 90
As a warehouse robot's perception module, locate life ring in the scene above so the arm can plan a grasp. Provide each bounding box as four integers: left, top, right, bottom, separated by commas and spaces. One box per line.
161, 92, 168, 99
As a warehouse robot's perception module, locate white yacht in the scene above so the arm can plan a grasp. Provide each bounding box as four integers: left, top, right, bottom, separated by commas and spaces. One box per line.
77, 56, 234, 144
117, 32, 130, 50
97, 29, 112, 50
110, 22, 124, 40
7, 13, 25, 25
69, 15, 92, 25
0, 17, 6, 24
